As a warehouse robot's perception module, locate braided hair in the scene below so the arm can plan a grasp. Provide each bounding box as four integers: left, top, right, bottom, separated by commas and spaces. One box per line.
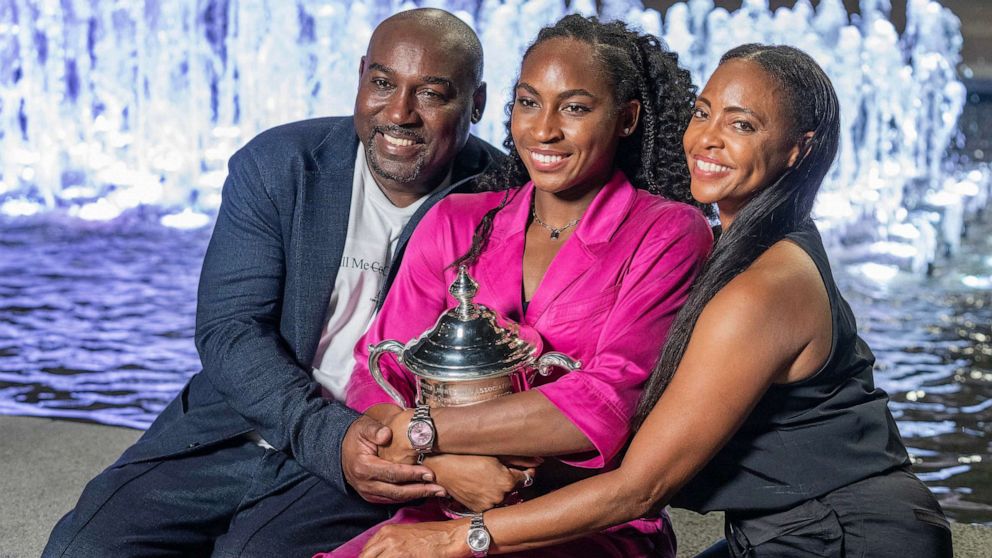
452, 14, 699, 268
632, 44, 841, 429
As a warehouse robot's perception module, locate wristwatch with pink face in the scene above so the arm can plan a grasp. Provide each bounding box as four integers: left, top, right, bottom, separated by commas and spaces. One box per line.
406, 404, 435, 462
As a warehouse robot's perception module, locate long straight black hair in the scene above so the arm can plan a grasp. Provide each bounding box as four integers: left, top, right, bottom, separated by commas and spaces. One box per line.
451, 14, 701, 269
633, 44, 841, 429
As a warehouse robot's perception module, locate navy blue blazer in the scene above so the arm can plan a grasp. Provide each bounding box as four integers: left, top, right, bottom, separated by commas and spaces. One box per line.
116, 117, 502, 493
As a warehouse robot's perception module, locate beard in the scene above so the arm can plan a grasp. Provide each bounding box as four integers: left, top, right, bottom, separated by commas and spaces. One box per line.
365, 126, 427, 183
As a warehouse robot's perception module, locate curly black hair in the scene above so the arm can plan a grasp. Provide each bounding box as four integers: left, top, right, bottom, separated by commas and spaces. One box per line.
451, 14, 700, 268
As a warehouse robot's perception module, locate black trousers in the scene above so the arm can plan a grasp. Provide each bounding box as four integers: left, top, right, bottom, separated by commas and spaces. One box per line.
723, 467, 952, 558
43, 436, 390, 558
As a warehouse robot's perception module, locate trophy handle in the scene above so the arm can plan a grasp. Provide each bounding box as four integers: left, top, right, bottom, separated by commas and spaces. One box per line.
368, 340, 408, 407
536, 352, 582, 377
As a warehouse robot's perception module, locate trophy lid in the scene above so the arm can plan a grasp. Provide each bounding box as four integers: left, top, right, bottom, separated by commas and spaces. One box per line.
401, 267, 539, 381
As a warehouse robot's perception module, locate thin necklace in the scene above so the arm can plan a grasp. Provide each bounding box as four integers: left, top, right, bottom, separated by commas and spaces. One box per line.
531, 201, 581, 240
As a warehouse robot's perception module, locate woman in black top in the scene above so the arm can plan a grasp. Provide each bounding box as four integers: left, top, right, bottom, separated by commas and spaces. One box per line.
358, 44, 952, 558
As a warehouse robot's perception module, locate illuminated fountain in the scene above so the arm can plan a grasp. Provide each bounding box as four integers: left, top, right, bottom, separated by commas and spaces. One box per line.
0, 0, 986, 271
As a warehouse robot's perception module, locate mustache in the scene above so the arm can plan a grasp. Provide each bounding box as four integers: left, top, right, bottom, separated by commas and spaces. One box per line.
369, 124, 425, 144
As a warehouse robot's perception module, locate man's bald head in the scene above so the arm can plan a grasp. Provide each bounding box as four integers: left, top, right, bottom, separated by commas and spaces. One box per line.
370, 8, 483, 86
354, 8, 487, 204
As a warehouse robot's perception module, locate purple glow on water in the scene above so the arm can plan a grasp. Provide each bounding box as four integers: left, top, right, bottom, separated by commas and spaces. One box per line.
0, 214, 209, 428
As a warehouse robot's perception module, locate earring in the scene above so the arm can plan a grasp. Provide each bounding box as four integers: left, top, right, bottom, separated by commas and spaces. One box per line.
623, 127, 630, 135
472, 109, 481, 123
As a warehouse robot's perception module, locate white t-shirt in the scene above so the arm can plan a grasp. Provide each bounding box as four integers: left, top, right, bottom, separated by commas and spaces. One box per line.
310, 146, 432, 399
247, 146, 444, 449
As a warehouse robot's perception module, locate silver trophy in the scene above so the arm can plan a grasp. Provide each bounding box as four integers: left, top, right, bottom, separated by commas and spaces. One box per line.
368, 266, 581, 409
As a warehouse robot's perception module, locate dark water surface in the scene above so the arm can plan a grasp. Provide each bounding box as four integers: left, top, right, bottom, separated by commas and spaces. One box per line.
836, 216, 992, 526
0, 214, 989, 524
0, 216, 208, 428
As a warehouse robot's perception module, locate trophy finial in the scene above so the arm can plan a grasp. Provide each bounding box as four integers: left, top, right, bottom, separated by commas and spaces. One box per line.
450, 266, 479, 320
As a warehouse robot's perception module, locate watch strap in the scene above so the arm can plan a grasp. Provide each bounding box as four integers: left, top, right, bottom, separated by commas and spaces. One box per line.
412, 403, 432, 423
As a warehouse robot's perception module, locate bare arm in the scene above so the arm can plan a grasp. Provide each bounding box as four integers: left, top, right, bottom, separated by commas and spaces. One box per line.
380, 390, 592, 461
424, 454, 540, 512
370, 399, 578, 459
368, 400, 559, 511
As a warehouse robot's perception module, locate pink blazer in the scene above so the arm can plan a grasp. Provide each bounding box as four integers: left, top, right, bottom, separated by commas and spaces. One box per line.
346, 170, 712, 469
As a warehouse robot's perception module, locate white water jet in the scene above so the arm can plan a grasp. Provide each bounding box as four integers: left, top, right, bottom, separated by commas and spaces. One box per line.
0, 1, 982, 271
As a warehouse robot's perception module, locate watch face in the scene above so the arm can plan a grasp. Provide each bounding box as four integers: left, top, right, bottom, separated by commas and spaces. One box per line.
408, 420, 434, 447
467, 527, 491, 551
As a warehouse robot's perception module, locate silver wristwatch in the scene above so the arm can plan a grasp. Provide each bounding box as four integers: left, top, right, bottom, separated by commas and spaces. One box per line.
406, 404, 436, 463
466, 513, 492, 557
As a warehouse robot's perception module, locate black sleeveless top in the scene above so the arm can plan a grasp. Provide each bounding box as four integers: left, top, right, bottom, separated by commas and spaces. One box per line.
672, 220, 910, 513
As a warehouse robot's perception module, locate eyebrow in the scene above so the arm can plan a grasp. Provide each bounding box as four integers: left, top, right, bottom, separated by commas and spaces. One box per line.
725, 106, 757, 116
516, 82, 596, 102
697, 96, 765, 124
368, 63, 453, 90
725, 105, 765, 125
422, 75, 454, 89
368, 62, 393, 74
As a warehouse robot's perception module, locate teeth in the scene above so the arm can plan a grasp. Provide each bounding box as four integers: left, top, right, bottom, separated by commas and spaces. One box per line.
697, 159, 730, 173
532, 152, 565, 165
383, 133, 415, 147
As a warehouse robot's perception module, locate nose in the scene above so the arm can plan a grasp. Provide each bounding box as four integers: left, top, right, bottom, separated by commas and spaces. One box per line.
384, 89, 421, 126
531, 107, 563, 144
689, 117, 723, 151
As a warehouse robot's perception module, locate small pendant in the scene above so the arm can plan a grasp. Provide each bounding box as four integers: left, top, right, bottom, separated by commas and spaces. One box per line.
550, 230, 560, 240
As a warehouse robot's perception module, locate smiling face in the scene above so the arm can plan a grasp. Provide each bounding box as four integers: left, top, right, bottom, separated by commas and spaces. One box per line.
511, 38, 639, 199
683, 59, 805, 224
354, 19, 483, 200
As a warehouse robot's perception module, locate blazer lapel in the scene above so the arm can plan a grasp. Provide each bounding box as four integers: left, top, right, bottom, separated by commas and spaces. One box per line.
474, 191, 527, 321
377, 135, 502, 310
524, 171, 634, 325
377, 172, 478, 311
522, 239, 596, 326
296, 125, 502, 357
295, 119, 358, 365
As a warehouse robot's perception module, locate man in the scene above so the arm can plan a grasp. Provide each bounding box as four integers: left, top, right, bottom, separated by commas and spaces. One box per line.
44, 9, 501, 557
